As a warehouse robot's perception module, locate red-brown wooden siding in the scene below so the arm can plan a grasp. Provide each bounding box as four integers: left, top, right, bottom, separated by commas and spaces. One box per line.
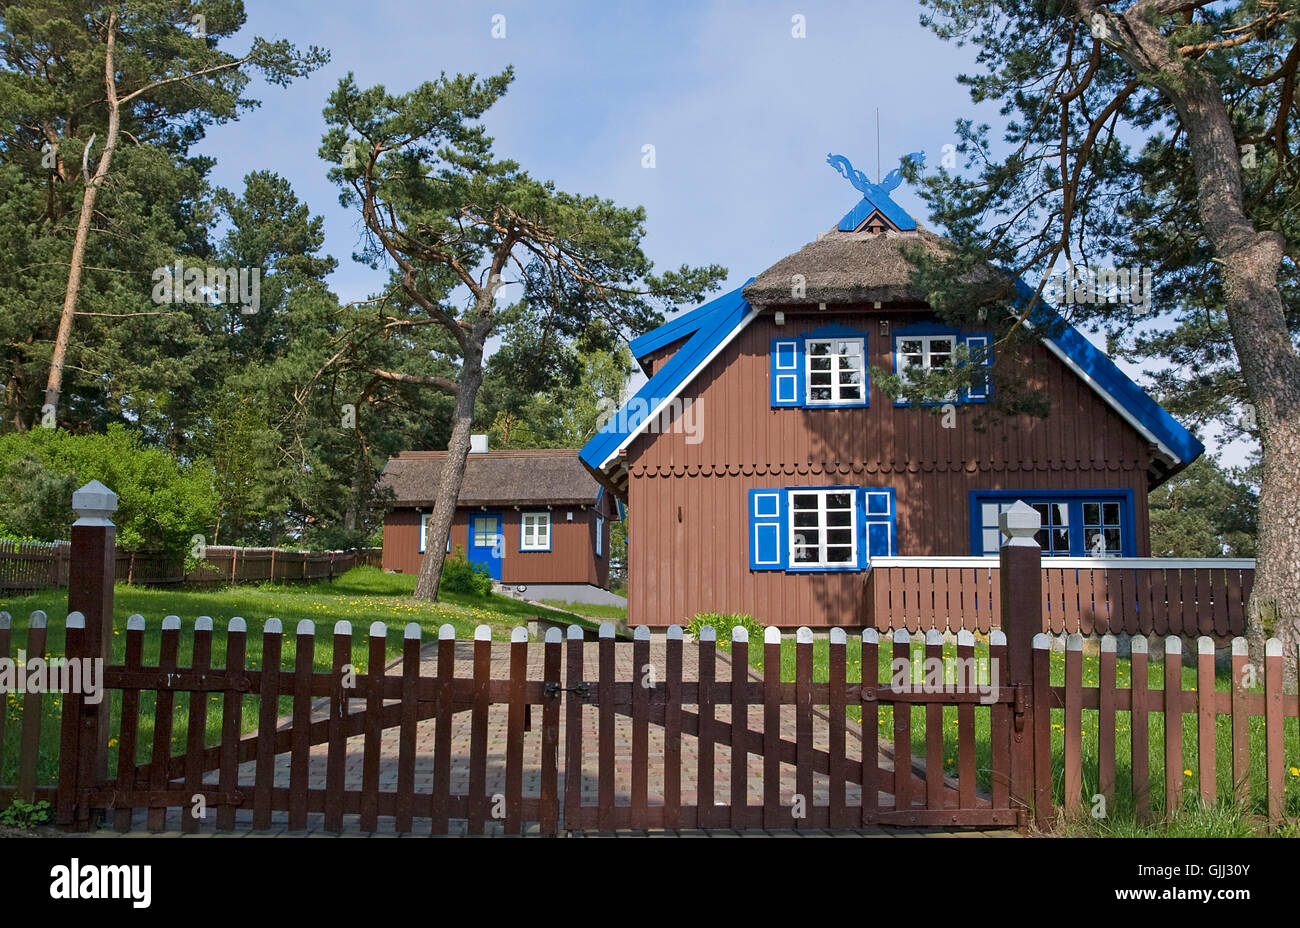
382, 501, 613, 589
623, 308, 1155, 627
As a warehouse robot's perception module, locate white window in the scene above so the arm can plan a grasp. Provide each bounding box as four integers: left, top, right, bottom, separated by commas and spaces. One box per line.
419, 512, 450, 554
521, 511, 550, 550
896, 334, 956, 400
789, 489, 856, 567
595, 515, 604, 557
805, 337, 865, 405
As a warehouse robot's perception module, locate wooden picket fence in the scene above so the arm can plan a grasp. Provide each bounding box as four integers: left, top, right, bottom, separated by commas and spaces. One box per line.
1, 611, 1023, 833
0, 540, 68, 593
1047, 632, 1294, 824
3, 608, 1296, 834
1, 487, 1294, 835
0, 541, 381, 593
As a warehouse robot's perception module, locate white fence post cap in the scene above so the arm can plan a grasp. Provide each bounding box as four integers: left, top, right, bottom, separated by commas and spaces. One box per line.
999, 500, 1041, 545
72, 479, 118, 525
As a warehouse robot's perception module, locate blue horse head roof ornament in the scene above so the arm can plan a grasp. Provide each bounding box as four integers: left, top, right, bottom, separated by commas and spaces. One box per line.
826, 151, 925, 232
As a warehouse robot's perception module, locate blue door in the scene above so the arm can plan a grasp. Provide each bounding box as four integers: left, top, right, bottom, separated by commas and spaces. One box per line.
467, 511, 504, 581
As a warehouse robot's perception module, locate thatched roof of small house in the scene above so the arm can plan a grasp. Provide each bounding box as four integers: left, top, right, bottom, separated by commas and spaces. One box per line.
380, 449, 602, 508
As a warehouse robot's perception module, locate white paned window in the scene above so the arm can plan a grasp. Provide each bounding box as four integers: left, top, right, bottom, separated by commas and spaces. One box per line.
897, 334, 956, 400
595, 515, 604, 557
789, 489, 857, 567
805, 337, 866, 405
521, 511, 550, 550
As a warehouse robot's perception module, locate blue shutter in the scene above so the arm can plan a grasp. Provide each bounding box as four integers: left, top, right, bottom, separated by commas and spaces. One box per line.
962, 334, 993, 403
748, 489, 787, 570
858, 488, 897, 565
770, 338, 803, 407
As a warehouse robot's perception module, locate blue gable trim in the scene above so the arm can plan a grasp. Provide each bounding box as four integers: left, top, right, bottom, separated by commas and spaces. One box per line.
837, 194, 917, 233
581, 288, 756, 472
628, 281, 753, 362
580, 267, 1202, 486
1012, 279, 1203, 467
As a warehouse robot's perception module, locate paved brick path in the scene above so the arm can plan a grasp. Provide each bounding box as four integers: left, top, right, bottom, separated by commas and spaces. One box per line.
99, 641, 1013, 837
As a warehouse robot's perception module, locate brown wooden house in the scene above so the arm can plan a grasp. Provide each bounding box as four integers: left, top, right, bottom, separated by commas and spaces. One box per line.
380, 442, 622, 605
580, 157, 1203, 628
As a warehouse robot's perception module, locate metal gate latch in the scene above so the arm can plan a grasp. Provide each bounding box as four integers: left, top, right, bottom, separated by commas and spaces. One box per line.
545, 681, 591, 699
1012, 688, 1028, 733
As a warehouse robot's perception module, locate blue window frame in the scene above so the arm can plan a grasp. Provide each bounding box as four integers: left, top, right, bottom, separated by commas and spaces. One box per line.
892, 321, 993, 406
749, 485, 896, 571
968, 489, 1137, 557
770, 325, 869, 409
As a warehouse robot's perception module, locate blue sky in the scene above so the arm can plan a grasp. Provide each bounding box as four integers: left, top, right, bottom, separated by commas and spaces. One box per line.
198, 1, 986, 304
195, 0, 1244, 463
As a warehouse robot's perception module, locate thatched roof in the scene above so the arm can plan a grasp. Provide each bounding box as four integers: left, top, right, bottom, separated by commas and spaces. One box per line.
742, 228, 957, 306
380, 449, 602, 508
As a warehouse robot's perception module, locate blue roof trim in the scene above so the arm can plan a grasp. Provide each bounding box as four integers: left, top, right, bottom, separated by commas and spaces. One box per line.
628, 281, 753, 361
1012, 279, 1203, 466
837, 194, 917, 233
582, 292, 756, 471
582, 269, 1202, 484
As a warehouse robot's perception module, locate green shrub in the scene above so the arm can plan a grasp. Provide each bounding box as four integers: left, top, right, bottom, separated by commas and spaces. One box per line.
0, 798, 51, 830
0, 424, 217, 558
686, 612, 764, 646
439, 547, 494, 596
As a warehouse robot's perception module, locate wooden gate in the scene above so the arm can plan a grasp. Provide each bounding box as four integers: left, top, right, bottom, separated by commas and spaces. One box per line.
557, 624, 1026, 830
32, 616, 1029, 834
26, 484, 1048, 835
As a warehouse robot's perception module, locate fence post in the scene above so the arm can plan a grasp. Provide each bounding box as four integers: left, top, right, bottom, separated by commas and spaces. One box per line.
66, 481, 118, 817
999, 500, 1044, 832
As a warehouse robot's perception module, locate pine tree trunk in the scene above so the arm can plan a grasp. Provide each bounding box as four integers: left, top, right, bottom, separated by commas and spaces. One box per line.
413, 337, 486, 601
1112, 6, 1300, 681
43, 13, 120, 424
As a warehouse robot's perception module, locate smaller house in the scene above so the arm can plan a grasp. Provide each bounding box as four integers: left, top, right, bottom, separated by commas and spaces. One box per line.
379, 439, 622, 605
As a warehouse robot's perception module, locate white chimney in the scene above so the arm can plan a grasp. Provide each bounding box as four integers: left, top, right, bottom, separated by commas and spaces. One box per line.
470, 434, 489, 453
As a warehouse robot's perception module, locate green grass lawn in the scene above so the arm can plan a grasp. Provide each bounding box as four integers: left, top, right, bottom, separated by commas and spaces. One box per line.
538, 599, 628, 621
0, 566, 600, 787
731, 636, 1300, 834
